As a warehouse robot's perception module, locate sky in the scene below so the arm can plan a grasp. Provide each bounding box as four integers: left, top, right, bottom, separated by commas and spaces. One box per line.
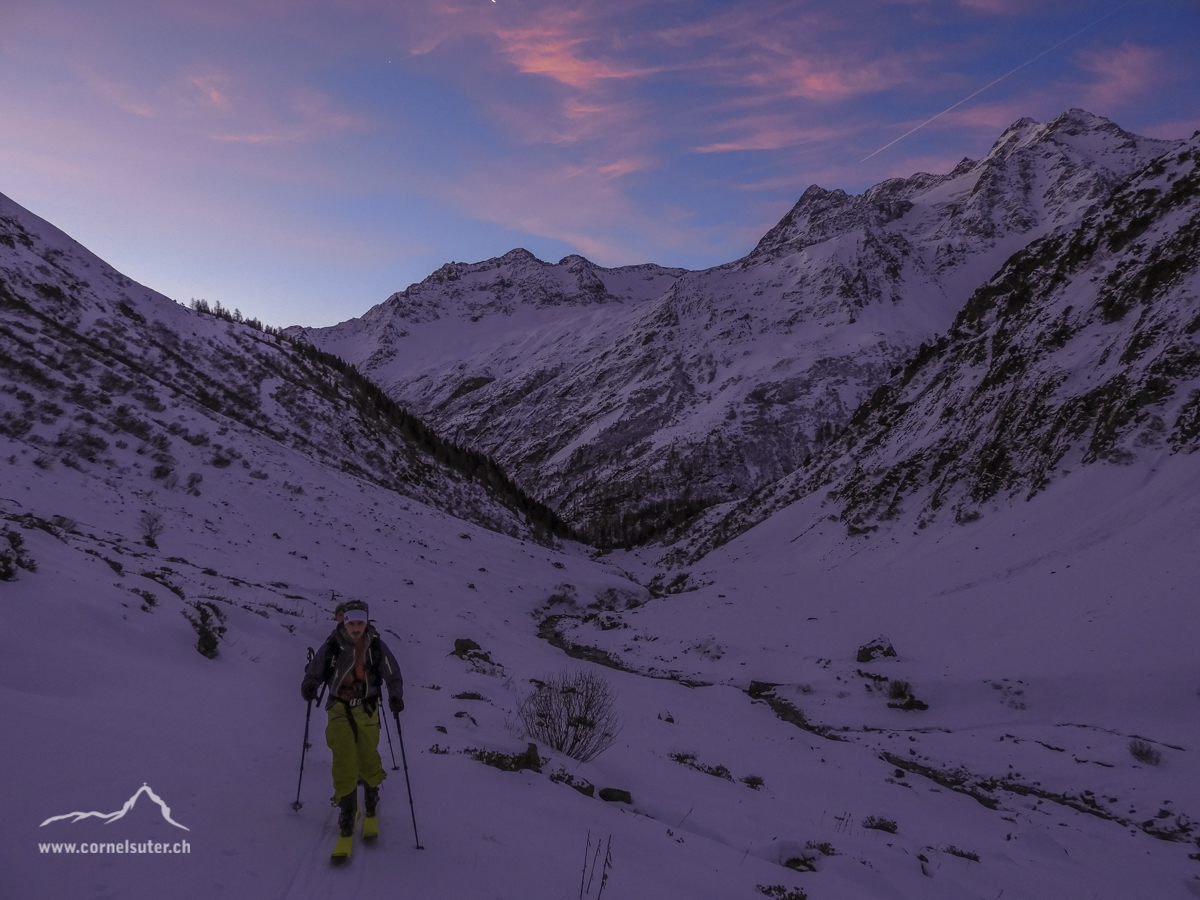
2, 0, 1199, 328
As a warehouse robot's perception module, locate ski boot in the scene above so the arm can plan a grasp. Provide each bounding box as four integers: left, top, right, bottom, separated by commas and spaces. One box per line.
331, 791, 358, 863
362, 783, 379, 842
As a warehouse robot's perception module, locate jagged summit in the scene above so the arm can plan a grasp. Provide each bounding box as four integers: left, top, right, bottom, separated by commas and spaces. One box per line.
747, 109, 1175, 264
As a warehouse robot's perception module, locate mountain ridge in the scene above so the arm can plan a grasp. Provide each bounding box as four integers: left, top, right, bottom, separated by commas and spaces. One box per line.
294, 109, 1183, 547
667, 130, 1200, 564
0, 192, 570, 544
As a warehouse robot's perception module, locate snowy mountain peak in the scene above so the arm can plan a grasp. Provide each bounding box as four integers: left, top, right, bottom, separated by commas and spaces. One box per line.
296, 111, 1187, 548
983, 108, 1147, 165
678, 133, 1200, 559
751, 110, 1177, 266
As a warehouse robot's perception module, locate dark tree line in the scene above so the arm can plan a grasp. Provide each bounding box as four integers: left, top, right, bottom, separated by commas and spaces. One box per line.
286, 340, 576, 542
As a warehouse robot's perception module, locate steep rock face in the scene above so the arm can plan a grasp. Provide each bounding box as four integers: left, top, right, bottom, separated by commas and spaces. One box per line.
298, 110, 1180, 547
0, 193, 567, 542
676, 135, 1200, 561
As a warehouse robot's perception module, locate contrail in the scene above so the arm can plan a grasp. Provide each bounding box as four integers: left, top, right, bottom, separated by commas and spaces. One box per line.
861, 1, 1136, 162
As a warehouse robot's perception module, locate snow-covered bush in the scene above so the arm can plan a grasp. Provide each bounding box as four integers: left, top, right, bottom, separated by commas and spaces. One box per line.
182, 600, 227, 658
756, 885, 807, 900
862, 816, 898, 833
944, 845, 980, 862
0, 527, 37, 580
517, 671, 620, 763
689, 636, 724, 660
1129, 739, 1161, 766
669, 751, 732, 781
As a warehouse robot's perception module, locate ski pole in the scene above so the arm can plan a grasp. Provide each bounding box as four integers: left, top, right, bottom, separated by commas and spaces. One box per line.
393, 709, 423, 849
381, 701, 400, 771
292, 648, 325, 811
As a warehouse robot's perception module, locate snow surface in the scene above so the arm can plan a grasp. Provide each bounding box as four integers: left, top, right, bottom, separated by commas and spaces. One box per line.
4, 407, 1200, 900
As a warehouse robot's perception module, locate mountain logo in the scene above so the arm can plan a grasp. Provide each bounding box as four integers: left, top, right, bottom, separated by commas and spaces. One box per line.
40, 783, 190, 831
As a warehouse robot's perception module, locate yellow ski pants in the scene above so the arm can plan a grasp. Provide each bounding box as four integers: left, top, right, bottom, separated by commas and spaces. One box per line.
325, 701, 386, 802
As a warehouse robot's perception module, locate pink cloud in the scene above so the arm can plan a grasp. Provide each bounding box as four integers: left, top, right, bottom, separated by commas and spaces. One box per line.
755, 57, 895, 99
189, 75, 229, 108
493, 12, 660, 90
207, 89, 368, 144
1076, 42, 1168, 108
88, 75, 155, 117
428, 150, 747, 263
940, 100, 1034, 131
957, 0, 1032, 14
694, 119, 845, 153
597, 158, 651, 177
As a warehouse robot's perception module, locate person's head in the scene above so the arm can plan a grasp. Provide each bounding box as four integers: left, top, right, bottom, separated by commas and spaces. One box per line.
342, 601, 369, 640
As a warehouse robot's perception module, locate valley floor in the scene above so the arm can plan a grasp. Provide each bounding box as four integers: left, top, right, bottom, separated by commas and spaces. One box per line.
2, 430, 1200, 900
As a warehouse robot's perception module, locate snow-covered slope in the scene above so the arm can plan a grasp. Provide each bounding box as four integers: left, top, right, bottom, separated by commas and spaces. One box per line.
677, 132, 1200, 561
9, 410, 1199, 900
0, 193, 567, 543
4, 130, 1200, 900
296, 110, 1180, 547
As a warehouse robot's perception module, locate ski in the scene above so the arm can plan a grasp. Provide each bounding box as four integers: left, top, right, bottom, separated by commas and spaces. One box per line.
331, 810, 362, 864
330, 833, 353, 864
362, 815, 378, 842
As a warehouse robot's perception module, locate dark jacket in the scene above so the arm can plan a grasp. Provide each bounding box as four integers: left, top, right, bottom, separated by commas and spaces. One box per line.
301, 624, 403, 711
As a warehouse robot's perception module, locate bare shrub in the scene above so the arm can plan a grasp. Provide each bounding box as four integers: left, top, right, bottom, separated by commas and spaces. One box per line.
138, 510, 164, 547
862, 816, 897, 833
887, 680, 911, 701
757, 886, 807, 900
944, 845, 980, 862
0, 528, 38, 581
1129, 739, 1161, 766
518, 670, 620, 763
670, 751, 732, 781
182, 600, 227, 658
